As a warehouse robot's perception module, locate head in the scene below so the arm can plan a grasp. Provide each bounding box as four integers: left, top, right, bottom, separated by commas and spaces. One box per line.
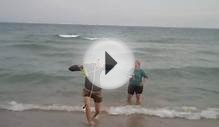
135, 60, 141, 70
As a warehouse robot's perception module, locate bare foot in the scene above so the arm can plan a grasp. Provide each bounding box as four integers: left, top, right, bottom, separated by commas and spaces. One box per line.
88, 120, 95, 126
92, 112, 99, 120
93, 115, 99, 120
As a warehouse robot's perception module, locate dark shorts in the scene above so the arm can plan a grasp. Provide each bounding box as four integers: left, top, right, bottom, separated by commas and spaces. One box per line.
83, 88, 103, 103
128, 85, 143, 95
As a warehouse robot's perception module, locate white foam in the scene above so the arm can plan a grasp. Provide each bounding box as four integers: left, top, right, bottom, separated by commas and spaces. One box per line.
1, 101, 218, 120
107, 105, 219, 120
200, 108, 219, 119
84, 37, 99, 40
58, 34, 80, 38
0, 101, 84, 112
84, 37, 110, 41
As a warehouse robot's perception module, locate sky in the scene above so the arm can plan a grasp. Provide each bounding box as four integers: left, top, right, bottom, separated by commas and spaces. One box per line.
0, 0, 219, 28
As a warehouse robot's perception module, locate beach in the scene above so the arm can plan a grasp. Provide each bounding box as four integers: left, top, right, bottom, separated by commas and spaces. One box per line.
1, 110, 219, 127
0, 23, 219, 126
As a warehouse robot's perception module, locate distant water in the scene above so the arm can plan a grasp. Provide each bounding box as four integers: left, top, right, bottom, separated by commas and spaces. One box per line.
0, 23, 219, 120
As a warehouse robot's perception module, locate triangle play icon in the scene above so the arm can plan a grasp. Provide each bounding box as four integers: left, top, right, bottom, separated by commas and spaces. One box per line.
105, 51, 117, 75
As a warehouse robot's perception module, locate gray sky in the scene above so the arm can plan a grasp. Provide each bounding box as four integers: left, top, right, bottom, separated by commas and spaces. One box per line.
0, 0, 219, 28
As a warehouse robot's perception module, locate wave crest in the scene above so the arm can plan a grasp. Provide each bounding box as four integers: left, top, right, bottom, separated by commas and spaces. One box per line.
58, 34, 80, 38
1, 101, 219, 120
83, 37, 108, 41
57, 34, 107, 40
84, 37, 99, 40
108, 106, 219, 120
0, 101, 83, 112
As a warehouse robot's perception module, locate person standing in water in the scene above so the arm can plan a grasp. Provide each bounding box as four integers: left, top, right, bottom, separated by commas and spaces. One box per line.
69, 64, 103, 125
127, 60, 148, 105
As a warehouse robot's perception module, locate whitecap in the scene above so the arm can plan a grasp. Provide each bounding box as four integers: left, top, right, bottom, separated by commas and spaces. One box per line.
1, 101, 218, 120
58, 34, 80, 38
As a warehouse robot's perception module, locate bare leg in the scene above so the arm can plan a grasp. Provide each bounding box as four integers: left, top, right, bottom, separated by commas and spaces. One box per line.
127, 94, 133, 105
93, 102, 101, 119
84, 97, 94, 125
136, 94, 141, 105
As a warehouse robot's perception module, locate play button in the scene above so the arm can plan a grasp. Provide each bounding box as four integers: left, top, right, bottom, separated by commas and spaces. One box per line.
105, 51, 117, 75
83, 40, 135, 89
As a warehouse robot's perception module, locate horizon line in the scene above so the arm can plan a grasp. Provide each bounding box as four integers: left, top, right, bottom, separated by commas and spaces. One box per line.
0, 21, 219, 30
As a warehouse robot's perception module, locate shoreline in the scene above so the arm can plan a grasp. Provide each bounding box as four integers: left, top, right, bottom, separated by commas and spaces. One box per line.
1, 110, 219, 127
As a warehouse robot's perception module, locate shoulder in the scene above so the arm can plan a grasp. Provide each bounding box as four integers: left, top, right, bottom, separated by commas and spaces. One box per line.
140, 69, 145, 73
140, 69, 149, 78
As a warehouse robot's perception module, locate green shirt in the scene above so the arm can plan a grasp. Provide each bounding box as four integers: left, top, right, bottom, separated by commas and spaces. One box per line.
130, 69, 148, 86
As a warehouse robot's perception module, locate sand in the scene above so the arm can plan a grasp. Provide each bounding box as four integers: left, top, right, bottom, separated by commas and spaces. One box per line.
1, 110, 219, 127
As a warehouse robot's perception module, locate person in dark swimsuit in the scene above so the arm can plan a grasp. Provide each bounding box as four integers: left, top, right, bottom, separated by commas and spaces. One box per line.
127, 60, 148, 105
69, 64, 102, 125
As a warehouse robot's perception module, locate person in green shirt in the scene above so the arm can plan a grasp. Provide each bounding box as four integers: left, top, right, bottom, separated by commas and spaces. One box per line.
127, 60, 148, 105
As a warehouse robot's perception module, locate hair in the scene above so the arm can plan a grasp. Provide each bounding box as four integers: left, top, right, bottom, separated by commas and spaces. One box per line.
135, 60, 141, 66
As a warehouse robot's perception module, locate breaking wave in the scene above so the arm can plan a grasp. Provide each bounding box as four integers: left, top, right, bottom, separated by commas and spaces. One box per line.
57, 34, 107, 40
58, 34, 80, 38
84, 37, 100, 40
1, 101, 219, 120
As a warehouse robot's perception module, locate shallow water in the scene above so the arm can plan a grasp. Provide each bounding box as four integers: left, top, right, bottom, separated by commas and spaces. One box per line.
0, 23, 219, 120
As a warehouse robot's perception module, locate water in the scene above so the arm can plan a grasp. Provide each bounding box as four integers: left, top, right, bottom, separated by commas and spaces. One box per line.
0, 23, 219, 120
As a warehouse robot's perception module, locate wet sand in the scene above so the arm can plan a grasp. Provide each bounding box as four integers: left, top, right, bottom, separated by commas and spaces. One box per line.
1, 110, 219, 127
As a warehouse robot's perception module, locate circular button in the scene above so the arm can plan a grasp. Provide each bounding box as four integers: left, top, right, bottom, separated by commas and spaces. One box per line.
83, 40, 135, 89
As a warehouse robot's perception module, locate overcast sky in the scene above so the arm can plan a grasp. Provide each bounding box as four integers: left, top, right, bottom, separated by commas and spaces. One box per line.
0, 0, 219, 28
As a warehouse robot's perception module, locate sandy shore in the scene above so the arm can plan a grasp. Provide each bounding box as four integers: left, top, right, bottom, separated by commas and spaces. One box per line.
1, 110, 219, 127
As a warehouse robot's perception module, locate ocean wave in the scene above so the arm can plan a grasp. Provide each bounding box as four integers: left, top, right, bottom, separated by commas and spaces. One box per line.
0, 70, 74, 83
1, 101, 219, 120
83, 37, 109, 41
58, 34, 80, 38
0, 101, 83, 112
84, 37, 100, 41
136, 37, 191, 44
6, 43, 52, 49
108, 106, 219, 120
148, 66, 219, 74
57, 34, 107, 40
1, 66, 219, 84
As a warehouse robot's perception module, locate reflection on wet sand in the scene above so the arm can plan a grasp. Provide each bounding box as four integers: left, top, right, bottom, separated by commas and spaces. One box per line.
127, 115, 147, 127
